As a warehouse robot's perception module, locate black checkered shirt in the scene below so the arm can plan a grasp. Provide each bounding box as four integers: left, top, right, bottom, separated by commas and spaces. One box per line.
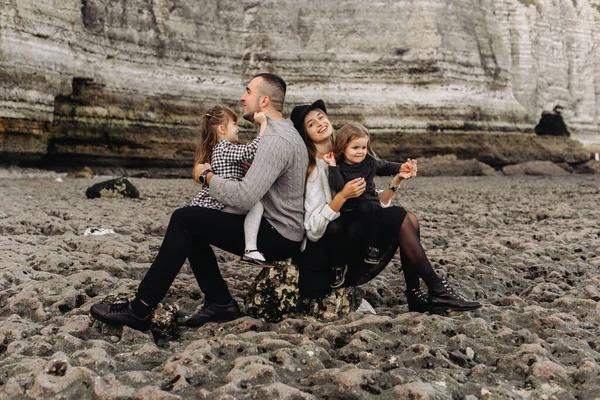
188, 137, 261, 210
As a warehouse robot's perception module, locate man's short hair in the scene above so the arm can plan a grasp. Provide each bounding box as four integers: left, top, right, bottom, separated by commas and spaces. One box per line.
253, 73, 287, 112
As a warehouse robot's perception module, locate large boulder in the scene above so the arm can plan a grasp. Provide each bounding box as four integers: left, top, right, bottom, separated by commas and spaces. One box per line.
246, 260, 364, 323
85, 178, 140, 199
502, 161, 571, 176
417, 154, 499, 177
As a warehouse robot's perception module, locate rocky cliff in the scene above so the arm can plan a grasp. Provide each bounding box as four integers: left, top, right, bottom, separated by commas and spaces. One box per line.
1, 0, 598, 168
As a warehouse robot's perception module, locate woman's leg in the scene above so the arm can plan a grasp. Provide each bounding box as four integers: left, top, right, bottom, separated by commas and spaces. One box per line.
400, 211, 422, 290
397, 213, 481, 312
397, 212, 439, 288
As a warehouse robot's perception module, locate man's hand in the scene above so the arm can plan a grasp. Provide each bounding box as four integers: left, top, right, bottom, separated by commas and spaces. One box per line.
193, 162, 212, 184
323, 152, 337, 167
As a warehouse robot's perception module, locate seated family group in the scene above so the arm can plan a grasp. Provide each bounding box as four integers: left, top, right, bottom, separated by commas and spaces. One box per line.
90, 73, 481, 331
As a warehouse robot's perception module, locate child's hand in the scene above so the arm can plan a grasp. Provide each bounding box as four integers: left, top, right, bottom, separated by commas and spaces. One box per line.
323, 152, 337, 166
408, 159, 418, 177
397, 159, 417, 182
254, 112, 267, 126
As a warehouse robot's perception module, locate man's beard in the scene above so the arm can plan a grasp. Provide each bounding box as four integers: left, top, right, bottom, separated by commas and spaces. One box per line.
243, 100, 261, 122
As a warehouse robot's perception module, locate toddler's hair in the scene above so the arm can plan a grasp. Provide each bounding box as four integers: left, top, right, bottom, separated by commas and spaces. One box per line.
193, 106, 237, 180
332, 122, 376, 160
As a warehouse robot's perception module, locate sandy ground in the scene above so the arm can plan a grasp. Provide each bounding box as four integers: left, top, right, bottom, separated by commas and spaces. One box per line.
0, 174, 599, 399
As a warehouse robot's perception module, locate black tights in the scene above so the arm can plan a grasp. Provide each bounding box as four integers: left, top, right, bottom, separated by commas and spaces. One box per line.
398, 211, 439, 290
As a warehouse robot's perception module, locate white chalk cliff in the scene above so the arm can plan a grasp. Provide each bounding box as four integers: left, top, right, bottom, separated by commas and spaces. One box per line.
0, 0, 598, 165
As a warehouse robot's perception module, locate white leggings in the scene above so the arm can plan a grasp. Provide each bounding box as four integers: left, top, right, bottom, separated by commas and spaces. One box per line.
222, 202, 263, 252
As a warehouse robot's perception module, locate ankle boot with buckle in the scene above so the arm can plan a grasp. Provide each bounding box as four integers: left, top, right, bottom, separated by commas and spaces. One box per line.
428, 278, 481, 314
405, 287, 429, 313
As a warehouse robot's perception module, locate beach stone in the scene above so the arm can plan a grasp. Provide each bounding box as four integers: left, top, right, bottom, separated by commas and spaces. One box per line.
392, 381, 448, 399
300, 365, 395, 398
246, 260, 363, 322
572, 359, 599, 384
85, 178, 140, 199
226, 356, 280, 386
28, 356, 96, 399
527, 360, 568, 387
502, 161, 571, 176
71, 348, 116, 372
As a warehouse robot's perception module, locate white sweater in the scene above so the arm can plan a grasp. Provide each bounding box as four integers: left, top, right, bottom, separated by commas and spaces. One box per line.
304, 158, 340, 242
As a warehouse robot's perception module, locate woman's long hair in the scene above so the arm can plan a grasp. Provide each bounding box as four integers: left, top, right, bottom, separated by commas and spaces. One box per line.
192, 106, 237, 181
297, 109, 335, 177
332, 122, 376, 161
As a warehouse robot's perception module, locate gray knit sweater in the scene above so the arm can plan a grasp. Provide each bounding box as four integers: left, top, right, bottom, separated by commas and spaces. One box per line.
209, 116, 308, 242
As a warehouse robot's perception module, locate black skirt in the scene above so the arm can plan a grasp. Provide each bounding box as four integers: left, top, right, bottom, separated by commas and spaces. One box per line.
297, 205, 406, 298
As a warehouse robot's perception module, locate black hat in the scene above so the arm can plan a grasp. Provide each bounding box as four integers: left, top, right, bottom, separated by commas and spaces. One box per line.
290, 99, 327, 135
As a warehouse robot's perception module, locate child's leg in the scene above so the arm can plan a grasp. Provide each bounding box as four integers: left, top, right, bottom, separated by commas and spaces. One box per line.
243, 202, 265, 261
358, 201, 379, 249
326, 216, 348, 288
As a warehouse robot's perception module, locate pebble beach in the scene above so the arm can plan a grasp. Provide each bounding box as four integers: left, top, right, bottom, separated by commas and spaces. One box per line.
1, 173, 599, 399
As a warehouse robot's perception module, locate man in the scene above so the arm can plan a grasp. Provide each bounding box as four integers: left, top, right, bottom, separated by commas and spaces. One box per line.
90, 73, 308, 331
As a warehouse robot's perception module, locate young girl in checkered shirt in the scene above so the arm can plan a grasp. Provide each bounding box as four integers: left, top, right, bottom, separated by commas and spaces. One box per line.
188, 105, 271, 267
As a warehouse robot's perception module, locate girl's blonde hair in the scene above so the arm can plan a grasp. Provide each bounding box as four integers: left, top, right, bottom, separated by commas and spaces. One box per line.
332, 122, 376, 161
192, 106, 237, 181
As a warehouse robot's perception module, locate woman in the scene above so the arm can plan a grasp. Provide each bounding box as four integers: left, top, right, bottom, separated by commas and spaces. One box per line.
291, 100, 481, 314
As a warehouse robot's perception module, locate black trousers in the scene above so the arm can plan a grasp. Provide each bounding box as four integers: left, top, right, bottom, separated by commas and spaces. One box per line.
137, 206, 300, 307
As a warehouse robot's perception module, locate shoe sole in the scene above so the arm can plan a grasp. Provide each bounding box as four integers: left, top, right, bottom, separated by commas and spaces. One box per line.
239, 258, 274, 268
89, 307, 151, 331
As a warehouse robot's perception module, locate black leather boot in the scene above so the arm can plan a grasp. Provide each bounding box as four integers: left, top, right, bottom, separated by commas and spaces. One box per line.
428, 278, 481, 314
405, 287, 429, 313
89, 301, 152, 331
182, 300, 242, 328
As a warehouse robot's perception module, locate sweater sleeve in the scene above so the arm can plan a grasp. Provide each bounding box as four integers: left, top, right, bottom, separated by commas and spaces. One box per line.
304, 166, 340, 242
328, 165, 346, 192
374, 156, 402, 176
209, 134, 287, 209
219, 136, 261, 163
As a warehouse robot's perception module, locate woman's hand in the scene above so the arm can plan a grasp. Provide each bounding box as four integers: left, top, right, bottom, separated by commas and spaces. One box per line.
339, 177, 366, 199
323, 152, 337, 167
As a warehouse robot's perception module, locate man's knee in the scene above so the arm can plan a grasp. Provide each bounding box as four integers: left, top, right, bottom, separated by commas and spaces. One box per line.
170, 207, 189, 225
